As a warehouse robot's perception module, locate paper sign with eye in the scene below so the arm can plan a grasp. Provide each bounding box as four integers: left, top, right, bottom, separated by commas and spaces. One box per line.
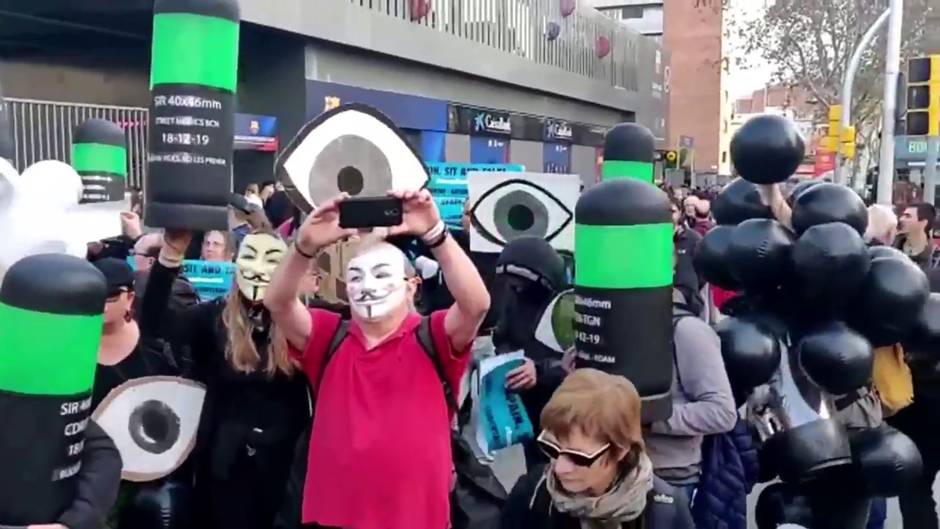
534, 289, 577, 354
467, 172, 580, 253
275, 103, 429, 212
92, 376, 206, 482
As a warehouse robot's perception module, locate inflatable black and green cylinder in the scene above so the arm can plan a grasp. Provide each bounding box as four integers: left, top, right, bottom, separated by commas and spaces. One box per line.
600, 123, 656, 183
145, 0, 239, 230
575, 123, 674, 422
73, 119, 127, 203
0, 254, 106, 524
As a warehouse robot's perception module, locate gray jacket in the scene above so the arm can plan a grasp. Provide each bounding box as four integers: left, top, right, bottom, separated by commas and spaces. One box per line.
645, 292, 738, 484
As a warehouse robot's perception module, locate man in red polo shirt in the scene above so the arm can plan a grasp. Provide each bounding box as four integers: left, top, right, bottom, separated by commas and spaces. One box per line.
266, 189, 490, 529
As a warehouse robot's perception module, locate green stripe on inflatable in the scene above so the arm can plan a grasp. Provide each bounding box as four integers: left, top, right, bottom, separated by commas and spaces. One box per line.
72, 143, 127, 177
150, 13, 239, 91
575, 223, 673, 289
0, 302, 101, 396
602, 161, 654, 183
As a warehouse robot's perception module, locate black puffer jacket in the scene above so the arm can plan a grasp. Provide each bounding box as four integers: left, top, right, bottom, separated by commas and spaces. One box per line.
501, 465, 695, 529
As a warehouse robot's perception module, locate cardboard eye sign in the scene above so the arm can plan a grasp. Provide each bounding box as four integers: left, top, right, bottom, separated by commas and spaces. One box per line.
276, 104, 429, 213
467, 171, 580, 253
92, 376, 206, 482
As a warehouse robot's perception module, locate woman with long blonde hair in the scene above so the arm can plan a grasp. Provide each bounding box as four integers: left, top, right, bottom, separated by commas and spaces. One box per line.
140, 226, 309, 529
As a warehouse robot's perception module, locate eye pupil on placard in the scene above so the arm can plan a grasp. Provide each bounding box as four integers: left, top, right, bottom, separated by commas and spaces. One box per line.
308, 135, 394, 205
129, 400, 180, 454
337, 166, 364, 195
508, 204, 535, 231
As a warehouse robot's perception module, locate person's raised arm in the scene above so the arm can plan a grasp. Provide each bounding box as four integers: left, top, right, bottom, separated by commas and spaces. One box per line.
388, 190, 490, 351
265, 194, 356, 351
758, 183, 793, 230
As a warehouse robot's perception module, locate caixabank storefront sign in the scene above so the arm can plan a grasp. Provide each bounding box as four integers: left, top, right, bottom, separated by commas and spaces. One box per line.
450, 106, 513, 136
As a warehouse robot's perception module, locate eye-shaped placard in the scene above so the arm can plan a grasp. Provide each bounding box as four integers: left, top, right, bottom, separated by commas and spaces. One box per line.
467, 172, 580, 253
92, 376, 206, 482
534, 289, 576, 354
276, 104, 429, 212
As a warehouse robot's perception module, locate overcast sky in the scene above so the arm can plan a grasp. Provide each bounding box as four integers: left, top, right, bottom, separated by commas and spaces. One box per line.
726, 0, 774, 99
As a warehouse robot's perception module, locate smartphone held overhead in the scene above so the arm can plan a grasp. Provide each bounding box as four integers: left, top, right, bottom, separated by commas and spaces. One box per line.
338, 196, 404, 229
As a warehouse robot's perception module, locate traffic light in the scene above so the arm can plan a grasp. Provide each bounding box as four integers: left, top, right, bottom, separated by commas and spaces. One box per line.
823, 105, 842, 154
906, 55, 940, 136
663, 149, 678, 169
841, 125, 857, 160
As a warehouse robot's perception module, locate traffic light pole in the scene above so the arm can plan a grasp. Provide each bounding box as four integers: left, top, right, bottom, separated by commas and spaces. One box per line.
877, 0, 905, 205
839, 8, 890, 188
926, 137, 939, 203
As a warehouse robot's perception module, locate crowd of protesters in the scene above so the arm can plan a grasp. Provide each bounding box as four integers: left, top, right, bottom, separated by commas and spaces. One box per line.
19, 174, 940, 529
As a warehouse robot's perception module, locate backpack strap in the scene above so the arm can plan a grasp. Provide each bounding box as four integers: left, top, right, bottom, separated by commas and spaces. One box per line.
415, 316, 459, 414
316, 319, 349, 393
671, 309, 695, 395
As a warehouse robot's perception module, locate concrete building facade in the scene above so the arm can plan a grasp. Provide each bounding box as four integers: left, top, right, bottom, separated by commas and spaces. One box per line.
0, 0, 668, 190
596, 0, 726, 179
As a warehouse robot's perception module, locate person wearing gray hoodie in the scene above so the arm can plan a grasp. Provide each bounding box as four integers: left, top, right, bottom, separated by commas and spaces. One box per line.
644, 289, 738, 504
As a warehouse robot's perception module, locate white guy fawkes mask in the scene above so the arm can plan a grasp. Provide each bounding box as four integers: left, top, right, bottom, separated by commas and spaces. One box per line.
235, 233, 287, 303
346, 243, 408, 322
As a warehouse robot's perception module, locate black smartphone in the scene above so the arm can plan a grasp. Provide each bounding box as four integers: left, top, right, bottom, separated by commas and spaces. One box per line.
338, 196, 404, 228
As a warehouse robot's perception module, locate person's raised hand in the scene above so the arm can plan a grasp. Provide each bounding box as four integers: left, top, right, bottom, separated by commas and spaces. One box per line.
119, 211, 143, 240
387, 189, 441, 238
505, 357, 537, 391
162, 229, 192, 256
296, 193, 356, 255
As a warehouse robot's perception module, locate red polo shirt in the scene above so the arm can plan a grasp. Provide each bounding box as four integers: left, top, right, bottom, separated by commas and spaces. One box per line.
292, 308, 470, 529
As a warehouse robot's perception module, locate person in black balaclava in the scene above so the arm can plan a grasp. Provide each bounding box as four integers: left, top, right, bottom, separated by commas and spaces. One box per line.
492, 237, 568, 441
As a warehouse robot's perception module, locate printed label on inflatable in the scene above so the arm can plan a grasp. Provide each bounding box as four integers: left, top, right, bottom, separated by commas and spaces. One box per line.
425, 163, 523, 230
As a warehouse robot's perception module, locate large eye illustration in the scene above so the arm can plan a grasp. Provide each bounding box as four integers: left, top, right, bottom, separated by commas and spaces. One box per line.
534, 289, 576, 353
276, 104, 429, 212
92, 376, 205, 482
468, 174, 579, 253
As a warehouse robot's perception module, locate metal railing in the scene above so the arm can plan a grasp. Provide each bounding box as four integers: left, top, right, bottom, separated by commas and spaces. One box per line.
6, 98, 148, 189
350, 0, 641, 91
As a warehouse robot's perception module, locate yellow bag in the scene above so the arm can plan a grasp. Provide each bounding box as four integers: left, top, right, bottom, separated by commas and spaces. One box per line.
872, 344, 914, 413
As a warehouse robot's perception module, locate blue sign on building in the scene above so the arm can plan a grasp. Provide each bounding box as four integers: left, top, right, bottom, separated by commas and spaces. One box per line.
425, 162, 524, 230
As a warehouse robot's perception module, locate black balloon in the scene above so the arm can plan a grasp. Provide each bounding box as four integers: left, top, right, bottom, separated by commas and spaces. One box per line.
712, 177, 774, 225
791, 183, 867, 236
693, 225, 739, 290
851, 425, 923, 497
755, 483, 814, 529
715, 316, 782, 392
851, 256, 930, 346
868, 245, 907, 261
787, 179, 823, 207
797, 321, 873, 395
791, 223, 870, 311
730, 114, 806, 185
727, 218, 794, 291
904, 292, 940, 358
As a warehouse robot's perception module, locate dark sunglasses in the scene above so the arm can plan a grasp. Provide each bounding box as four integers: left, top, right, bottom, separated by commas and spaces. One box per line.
536, 431, 612, 467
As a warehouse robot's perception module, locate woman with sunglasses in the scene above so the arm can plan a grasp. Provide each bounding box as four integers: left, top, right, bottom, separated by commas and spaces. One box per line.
502, 368, 694, 529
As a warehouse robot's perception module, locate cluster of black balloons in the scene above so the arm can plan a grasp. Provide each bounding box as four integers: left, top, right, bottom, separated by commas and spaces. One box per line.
697, 115, 938, 524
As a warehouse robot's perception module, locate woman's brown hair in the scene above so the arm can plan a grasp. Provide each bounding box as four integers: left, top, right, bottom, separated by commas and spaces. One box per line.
221, 228, 296, 377
541, 368, 645, 466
